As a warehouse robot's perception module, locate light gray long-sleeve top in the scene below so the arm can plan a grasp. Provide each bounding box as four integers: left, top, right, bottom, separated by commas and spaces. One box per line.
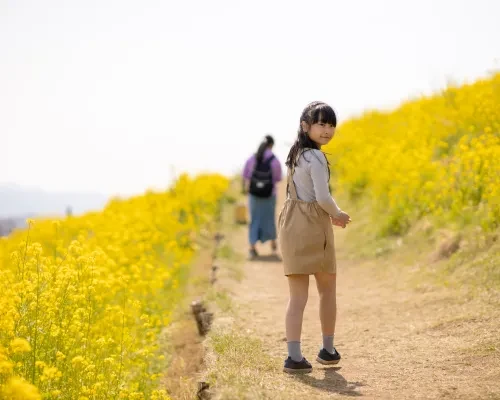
291, 149, 342, 217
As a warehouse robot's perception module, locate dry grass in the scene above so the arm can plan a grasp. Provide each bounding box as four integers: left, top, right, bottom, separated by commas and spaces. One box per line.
160, 246, 214, 400
335, 198, 500, 294
204, 331, 280, 399
161, 318, 206, 399
215, 242, 245, 283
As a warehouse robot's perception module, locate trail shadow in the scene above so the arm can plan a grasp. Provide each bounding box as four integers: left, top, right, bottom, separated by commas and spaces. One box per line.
251, 254, 282, 263
291, 367, 365, 397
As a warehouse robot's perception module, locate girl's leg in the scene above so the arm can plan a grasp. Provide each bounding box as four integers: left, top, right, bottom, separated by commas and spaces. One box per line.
271, 240, 277, 252
285, 274, 309, 360
314, 272, 338, 355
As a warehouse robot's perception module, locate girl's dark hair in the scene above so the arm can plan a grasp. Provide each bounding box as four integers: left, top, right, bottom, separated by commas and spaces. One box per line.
285, 101, 337, 169
256, 134, 275, 163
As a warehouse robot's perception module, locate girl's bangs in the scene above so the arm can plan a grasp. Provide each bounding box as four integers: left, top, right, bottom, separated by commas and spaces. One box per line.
311, 104, 337, 127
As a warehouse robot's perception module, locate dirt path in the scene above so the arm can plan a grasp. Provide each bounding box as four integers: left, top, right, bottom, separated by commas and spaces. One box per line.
208, 184, 500, 400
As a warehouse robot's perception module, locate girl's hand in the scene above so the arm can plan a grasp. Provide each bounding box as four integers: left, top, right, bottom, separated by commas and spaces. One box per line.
242, 180, 250, 195
330, 211, 351, 228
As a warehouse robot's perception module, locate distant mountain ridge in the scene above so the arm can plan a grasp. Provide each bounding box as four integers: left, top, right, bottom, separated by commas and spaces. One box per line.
0, 183, 109, 219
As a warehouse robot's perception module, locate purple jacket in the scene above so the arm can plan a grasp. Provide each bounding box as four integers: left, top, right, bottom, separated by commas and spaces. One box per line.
243, 149, 282, 196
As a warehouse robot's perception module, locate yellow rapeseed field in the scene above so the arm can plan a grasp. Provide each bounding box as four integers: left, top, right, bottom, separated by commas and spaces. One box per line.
324, 72, 500, 236
0, 173, 229, 400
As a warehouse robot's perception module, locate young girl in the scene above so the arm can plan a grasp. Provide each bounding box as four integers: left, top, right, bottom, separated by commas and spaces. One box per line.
278, 101, 351, 373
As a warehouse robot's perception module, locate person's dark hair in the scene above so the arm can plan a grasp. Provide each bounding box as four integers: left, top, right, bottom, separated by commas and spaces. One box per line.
285, 101, 337, 169
255, 134, 275, 163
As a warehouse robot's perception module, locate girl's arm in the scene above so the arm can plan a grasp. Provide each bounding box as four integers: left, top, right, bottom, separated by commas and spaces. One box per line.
271, 157, 282, 183
309, 152, 342, 217
242, 157, 254, 194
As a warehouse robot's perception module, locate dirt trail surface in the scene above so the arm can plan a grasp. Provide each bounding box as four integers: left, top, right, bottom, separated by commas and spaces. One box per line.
211, 183, 500, 400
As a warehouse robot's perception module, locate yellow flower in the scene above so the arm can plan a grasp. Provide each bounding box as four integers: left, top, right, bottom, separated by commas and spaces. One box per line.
0, 377, 41, 400
35, 361, 46, 370
323, 71, 500, 235
71, 356, 85, 367
50, 325, 61, 337
0, 359, 14, 375
0, 172, 229, 398
40, 366, 62, 382
9, 338, 31, 354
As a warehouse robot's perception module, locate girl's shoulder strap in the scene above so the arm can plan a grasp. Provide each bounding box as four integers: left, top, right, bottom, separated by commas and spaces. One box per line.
305, 148, 328, 165
294, 148, 308, 164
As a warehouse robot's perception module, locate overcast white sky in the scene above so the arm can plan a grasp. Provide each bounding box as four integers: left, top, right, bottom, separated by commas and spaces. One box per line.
2, 0, 499, 196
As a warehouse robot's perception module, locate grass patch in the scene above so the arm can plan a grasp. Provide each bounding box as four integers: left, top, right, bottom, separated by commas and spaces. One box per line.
225, 261, 244, 283
458, 338, 500, 357
476, 342, 500, 356
161, 247, 215, 400
216, 242, 244, 264
334, 192, 500, 293
210, 332, 276, 371
217, 243, 236, 259
215, 243, 245, 282
191, 274, 211, 290
206, 288, 234, 313
204, 330, 282, 400
410, 228, 500, 293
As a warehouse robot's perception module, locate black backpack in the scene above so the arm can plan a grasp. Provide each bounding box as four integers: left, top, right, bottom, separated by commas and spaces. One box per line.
249, 155, 275, 198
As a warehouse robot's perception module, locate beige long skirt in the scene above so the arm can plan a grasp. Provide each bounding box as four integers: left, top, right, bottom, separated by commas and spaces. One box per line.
277, 196, 337, 276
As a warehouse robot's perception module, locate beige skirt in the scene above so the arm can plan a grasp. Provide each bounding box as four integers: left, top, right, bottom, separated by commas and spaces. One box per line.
277, 197, 336, 276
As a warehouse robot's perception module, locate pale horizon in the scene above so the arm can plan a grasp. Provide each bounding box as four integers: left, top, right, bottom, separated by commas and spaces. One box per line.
2, 0, 499, 197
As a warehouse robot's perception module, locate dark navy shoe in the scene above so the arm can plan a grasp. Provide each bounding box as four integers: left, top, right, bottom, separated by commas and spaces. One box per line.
248, 248, 258, 260
316, 347, 341, 365
283, 357, 312, 373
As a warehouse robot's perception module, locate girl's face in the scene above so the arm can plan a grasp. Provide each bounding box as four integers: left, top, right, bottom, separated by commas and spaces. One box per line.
302, 120, 336, 147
